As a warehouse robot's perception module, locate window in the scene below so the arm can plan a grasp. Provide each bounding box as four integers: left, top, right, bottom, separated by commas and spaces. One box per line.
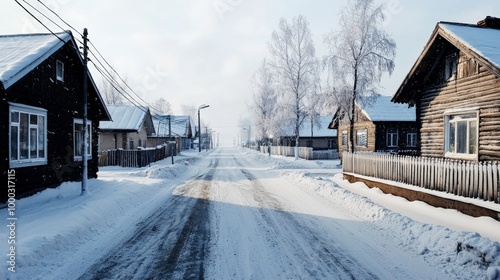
341, 131, 348, 147
74, 119, 92, 160
355, 129, 367, 147
328, 139, 336, 149
407, 133, 417, 147
445, 53, 457, 81
445, 112, 478, 160
56, 60, 64, 81
387, 128, 398, 147
129, 139, 135, 150
9, 103, 47, 168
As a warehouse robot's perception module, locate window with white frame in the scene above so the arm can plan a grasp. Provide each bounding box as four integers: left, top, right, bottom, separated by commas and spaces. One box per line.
56, 60, 64, 82
387, 128, 398, 147
407, 132, 417, 147
355, 129, 367, 147
341, 131, 348, 147
445, 112, 478, 160
74, 119, 92, 160
9, 103, 47, 168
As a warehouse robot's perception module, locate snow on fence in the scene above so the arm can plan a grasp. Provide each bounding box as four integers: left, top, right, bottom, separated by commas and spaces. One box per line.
99, 143, 176, 168
342, 152, 499, 203
259, 146, 339, 160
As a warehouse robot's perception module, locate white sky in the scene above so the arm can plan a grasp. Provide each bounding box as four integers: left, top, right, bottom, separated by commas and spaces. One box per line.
1, 0, 498, 146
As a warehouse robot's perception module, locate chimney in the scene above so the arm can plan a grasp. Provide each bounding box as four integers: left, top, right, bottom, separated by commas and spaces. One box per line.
477, 16, 500, 29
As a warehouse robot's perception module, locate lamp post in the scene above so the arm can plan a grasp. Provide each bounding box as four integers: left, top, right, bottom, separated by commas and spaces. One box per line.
198, 104, 209, 152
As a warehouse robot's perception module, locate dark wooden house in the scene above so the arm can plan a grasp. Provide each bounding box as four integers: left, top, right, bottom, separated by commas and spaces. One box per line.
331, 96, 418, 157
0, 31, 111, 202
392, 17, 500, 161
148, 115, 193, 151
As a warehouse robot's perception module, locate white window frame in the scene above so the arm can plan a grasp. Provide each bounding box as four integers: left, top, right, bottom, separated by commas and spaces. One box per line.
444, 109, 478, 160
56, 60, 64, 82
9, 102, 48, 168
407, 133, 417, 148
387, 128, 398, 147
355, 129, 367, 148
74, 119, 92, 161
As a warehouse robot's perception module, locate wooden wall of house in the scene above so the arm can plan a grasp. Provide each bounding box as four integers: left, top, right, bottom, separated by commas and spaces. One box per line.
374, 122, 419, 152
0, 42, 107, 202
418, 51, 500, 161
338, 122, 377, 156
298, 137, 337, 150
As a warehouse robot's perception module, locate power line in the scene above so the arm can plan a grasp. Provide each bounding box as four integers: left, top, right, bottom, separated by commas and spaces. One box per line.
18, 0, 169, 116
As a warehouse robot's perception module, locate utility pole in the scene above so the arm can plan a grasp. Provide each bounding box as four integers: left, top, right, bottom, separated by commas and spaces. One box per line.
168, 115, 171, 141
81, 28, 88, 195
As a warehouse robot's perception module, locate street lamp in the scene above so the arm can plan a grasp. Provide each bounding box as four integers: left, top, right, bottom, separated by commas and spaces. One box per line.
198, 104, 209, 152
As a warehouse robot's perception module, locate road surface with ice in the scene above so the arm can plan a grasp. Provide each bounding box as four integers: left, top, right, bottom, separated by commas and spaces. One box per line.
78, 148, 445, 279
3, 147, 500, 279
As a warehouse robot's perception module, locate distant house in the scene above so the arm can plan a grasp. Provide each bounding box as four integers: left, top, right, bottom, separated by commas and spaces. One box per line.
330, 96, 417, 156
99, 105, 155, 150
0, 31, 111, 202
148, 115, 193, 151
275, 116, 338, 150
392, 17, 500, 161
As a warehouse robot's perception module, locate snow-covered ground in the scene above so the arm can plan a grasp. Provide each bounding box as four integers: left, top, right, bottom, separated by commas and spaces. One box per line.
1, 147, 499, 279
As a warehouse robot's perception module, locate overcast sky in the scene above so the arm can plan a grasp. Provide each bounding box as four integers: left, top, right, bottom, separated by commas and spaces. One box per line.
2, 0, 498, 146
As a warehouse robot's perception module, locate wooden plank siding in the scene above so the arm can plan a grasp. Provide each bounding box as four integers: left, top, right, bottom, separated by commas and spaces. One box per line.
418, 58, 500, 161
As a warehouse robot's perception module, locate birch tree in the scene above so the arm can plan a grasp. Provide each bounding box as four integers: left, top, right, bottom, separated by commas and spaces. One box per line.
151, 97, 172, 115
324, 0, 396, 153
268, 15, 318, 159
100, 73, 125, 105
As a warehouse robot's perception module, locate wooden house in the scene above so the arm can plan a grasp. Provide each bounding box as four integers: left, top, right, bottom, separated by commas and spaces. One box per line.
331, 96, 418, 156
148, 115, 193, 151
392, 17, 500, 161
99, 105, 155, 150
275, 116, 338, 150
0, 31, 111, 202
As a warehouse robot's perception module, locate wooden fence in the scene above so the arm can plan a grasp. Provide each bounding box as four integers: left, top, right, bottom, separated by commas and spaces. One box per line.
343, 152, 499, 203
259, 146, 339, 160
99, 143, 176, 168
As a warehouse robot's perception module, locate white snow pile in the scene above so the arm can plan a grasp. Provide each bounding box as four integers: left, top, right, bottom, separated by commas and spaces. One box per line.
0, 152, 199, 279
242, 149, 500, 280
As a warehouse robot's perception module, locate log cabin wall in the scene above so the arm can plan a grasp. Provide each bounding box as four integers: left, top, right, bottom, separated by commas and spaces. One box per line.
419, 50, 500, 161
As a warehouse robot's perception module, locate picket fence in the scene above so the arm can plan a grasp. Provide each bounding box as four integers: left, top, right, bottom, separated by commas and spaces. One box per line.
259, 146, 339, 160
99, 143, 176, 168
343, 152, 499, 203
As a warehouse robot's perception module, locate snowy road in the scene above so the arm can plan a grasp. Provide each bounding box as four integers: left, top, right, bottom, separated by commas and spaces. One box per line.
77, 148, 447, 279
4, 147, 499, 279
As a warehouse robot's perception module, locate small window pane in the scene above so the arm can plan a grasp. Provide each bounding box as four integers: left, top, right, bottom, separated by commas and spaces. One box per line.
469, 120, 477, 154
20, 113, 29, 159
38, 116, 45, 158
30, 127, 38, 158
456, 121, 467, 154
30, 114, 37, 124
11, 111, 19, 123
449, 122, 455, 153
10, 126, 18, 160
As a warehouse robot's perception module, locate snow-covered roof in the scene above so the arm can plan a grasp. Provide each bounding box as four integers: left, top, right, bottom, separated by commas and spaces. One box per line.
281, 116, 337, 137
358, 95, 415, 122
440, 22, 500, 69
299, 116, 337, 137
0, 31, 72, 89
100, 105, 149, 131
153, 115, 191, 137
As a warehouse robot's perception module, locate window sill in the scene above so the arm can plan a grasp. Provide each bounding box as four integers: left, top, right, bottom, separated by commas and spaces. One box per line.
444, 152, 478, 161
74, 156, 93, 162
10, 159, 48, 168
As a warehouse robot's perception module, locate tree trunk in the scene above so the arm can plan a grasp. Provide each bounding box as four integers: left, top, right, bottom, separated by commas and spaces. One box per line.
349, 67, 358, 154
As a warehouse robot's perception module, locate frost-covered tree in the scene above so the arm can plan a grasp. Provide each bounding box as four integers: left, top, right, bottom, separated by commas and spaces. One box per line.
324, 0, 396, 153
250, 59, 277, 147
100, 73, 126, 105
151, 97, 172, 115
268, 15, 318, 159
